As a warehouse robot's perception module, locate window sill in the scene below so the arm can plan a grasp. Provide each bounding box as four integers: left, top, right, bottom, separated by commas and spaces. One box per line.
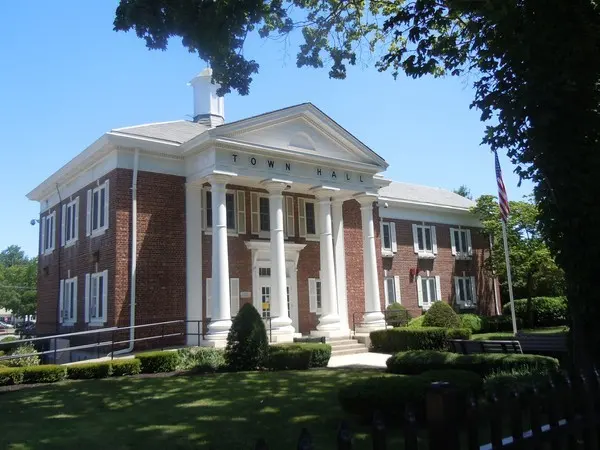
90, 227, 108, 239
88, 321, 106, 327
382, 250, 394, 257
62, 321, 76, 326
416, 252, 436, 259
458, 304, 476, 310
305, 235, 319, 242
42, 249, 54, 256
64, 239, 78, 249
454, 255, 472, 260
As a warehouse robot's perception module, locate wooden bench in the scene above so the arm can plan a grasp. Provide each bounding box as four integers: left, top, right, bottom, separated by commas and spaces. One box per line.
293, 336, 326, 344
449, 339, 523, 354
517, 334, 568, 353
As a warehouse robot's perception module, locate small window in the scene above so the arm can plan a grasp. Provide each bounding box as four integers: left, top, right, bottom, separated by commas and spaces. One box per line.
305, 202, 316, 235
381, 221, 397, 255
42, 211, 56, 254
206, 191, 236, 230
259, 267, 271, 277
88, 180, 109, 236
451, 228, 472, 258
385, 277, 396, 305
455, 276, 476, 307
60, 277, 77, 324
315, 280, 322, 311
259, 197, 270, 232
412, 224, 437, 257
261, 286, 271, 319
88, 271, 107, 323
419, 276, 440, 308
382, 223, 391, 250
63, 198, 79, 246
308, 278, 322, 313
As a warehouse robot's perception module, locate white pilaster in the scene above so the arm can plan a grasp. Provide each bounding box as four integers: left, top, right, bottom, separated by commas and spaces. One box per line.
332, 198, 349, 333
355, 193, 385, 330
262, 179, 294, 338
205, 173, 236, 345
185, 183, 203, 346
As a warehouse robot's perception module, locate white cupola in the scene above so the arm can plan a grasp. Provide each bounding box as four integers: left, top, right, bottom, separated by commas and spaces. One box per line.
188, 68, 225, 127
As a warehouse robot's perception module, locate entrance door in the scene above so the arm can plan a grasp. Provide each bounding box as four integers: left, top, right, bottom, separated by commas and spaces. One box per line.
254, 266, 299, 331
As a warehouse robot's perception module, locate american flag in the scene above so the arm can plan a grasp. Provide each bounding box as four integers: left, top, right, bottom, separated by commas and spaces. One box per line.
494, 150, 510, 222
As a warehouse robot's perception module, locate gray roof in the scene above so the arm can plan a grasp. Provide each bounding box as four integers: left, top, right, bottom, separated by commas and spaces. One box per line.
379, 181, 475, 210
111, 120, 209, 144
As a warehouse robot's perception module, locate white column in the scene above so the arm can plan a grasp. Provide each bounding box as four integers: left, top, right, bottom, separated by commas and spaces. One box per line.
206, 174, 233, 340
185, 183, 203, 345
332, 198, 349, 332
355, 193, 385, 328
262, 179, 294, 336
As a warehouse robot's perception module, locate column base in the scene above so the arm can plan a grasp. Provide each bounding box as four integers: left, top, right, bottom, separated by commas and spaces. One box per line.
269, 331, 301, 344
200, 336, 228, 349
310, 328, 351, 339
207, 318, 232, 335
316, 313, 342, 332
355, 321, 386, 334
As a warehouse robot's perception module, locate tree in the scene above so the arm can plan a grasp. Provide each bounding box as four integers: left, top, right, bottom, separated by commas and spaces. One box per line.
471, 196, 564, 327
0, 245, 26, 268
114, 0, 600, 367
453, 185, 472, 200
0, 246, 37, 318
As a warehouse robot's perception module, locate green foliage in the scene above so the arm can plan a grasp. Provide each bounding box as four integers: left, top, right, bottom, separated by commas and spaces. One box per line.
460, 314, 484, 333
419, 369, 483, 393
453, 185, 473, 200
135, 351, 180, 374
385, 303, 411, 327
21, 365, 66, 384
176, 347, 226, 373
482, 367, 557, 397
225, 303, 269, 371
481, 316, 523, 333
407, 315, 425, 328
0, 367, 24, 386
445, 328, 472, 340
66, 362, 112, 380
370, 327, 469, 353
266, 343, 332, 370
6, 343, 40, 367
422, 302, 461, 328
110, 359, 142, 377
386, 351, 560, 377
0, 246, 37, 317
504, 297, 568, 328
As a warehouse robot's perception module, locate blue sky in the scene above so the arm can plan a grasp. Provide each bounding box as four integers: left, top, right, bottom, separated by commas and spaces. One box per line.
0, 1, 532, 258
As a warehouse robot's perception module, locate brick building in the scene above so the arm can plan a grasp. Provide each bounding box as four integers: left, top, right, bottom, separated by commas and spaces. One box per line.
27, 69, 498, 350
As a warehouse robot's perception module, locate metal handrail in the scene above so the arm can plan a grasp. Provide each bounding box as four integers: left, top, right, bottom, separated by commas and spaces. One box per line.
352, 309, 411, 334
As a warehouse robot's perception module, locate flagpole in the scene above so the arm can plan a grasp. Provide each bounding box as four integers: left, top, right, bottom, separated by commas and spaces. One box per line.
501, 219, 518, 335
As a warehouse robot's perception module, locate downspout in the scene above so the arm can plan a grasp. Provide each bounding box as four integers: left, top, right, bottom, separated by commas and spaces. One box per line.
113, 148, 139, 355
55, 184, 62, 334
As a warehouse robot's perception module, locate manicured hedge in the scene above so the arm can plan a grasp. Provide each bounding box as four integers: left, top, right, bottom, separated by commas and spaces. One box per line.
386, 350, 560, 376
481, 315, 523, 333
110, 358, 142, 376
21, 365, 67, 384
266, 343, 332, 370
459, 314, 484, 333
482, 368, 558, 397
177, 347, 226, 372
422, 302, 462, 328
0, 367, 24, 386
370, 327, 471, 353
386, 303, 411, 327
136, 351, 180, 374
66, 362, 112, 380
407, 315, 425, 328
503, 297, 568, 327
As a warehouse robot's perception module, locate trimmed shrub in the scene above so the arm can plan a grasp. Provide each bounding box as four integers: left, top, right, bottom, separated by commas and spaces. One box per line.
5, 343, 40, 367
481, 315, 523, 333
386, 303, 411, 327
422, 302, 461, 328
136, 351, 180, 374
446, 328, 472, 340
386, 350, 559, 376
420, 369, 483, 393
483, 367, 557, 397
110, 358, 142, 377
0, 367, 24, 386
177, 347, 226, 372
21, 365, 67, 384
225, 303, 269, 371
370, 328, 449, 353
66, 362, 112, 380
503, 297, 568, 328
266, 343, 332, 370
459, 314, 484, 333
407, 315, 425, 328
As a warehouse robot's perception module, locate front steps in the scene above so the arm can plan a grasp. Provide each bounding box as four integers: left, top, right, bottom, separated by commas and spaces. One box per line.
326, 337, 369, 356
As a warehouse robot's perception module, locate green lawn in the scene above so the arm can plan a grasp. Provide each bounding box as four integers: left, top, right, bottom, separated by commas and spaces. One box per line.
471, 326, 568, 341
0, 369, 412, 450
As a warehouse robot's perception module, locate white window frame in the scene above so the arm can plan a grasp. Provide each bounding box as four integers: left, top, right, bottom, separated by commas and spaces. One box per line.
416, 275, 442, 310
42, 211, 56, 255
85, 270, 108, 325
59, 277, 77, 325
450, 228, 473, 259
62, 197, 79, 247
384, 276, 401, 306
412, 224, 437, 258
203, 188, 240, 236
380, 221, 397, 256
308, 278, 322, 314
87, 180, 109, 237
205, 277, 240, 318
455, 276, 477, 308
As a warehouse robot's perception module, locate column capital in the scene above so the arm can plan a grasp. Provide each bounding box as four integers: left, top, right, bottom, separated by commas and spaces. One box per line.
354, 192, 379, 207
207, 170, 237, 186
261, 178, 293, 194
310, 185, 340, 200
331, 195, 350, 206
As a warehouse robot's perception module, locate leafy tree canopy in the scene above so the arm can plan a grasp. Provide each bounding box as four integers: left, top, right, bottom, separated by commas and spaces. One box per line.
453, 185, 472, 199
0, 246, 37, 318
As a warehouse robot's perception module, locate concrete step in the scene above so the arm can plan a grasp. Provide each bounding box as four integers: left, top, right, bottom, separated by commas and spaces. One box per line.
328, 341, 366, 350
331, 347, 369, 356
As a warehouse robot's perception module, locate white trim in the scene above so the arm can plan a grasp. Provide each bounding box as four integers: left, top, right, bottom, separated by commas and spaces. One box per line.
90, 180, 109, 238
84, 274, 90, 323
394, 275, 401, 304
450, 227, 472, 260
308, 278, 321, 314
250, 192, 260, 235
381, 221, 396, 256
230, 278, 240, 316
416, 275, 423, 307
455, 276, 477, 308
298, 198, 306, 238
42, 211, 56, 255
435, 275, 442, 301
60, 277, 78, 325
285, 195, 295, 238
88, 270, 108, 324
63, 197, 79, 247
413, 223, 436, 258
237, 191, 246, 234
206, 278, 213, 318
302, 199, 319, 241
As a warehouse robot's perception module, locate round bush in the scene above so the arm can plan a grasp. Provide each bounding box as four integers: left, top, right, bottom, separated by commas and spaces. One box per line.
67, 362, 112, 380
111, 358, 142, 377
386, 303, 411, 327
21, 365, 66, 384
459, 314, 484, 333
136, 351, 180, 373
422, 302, 461, 328
177, 347, 226, 372
407, 315, 425, 328
503, 297, 568, 327
225, 303, 269, 371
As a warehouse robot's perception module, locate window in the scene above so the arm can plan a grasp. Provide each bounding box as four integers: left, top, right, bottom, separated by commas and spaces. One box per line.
259, 267, 271, 277
299, 199, 319, 239
261, 286, 271, 318
41, 211, 56, 254
259, 197, 270, 232
417, 275, 441, 310
87, 180, 109, 236
205, 190, 236, 230
384, 276, 401, 306
412, 224, 437, 257
86, 270, 107, 324
381, 221, 397, 255
455, 276, 476, 308
62, 198, 79, 246
308, 278, 322, 314
305, 202, 316, 235
59, 277, 77, 325
450, 228, 472, 259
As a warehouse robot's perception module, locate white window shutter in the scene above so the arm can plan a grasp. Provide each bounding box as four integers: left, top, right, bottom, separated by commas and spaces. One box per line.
86, 189, 92, 236
74, 197, 80, 241
394, 276, 401, 304
102, 270, 108, 321
454, 277, 463, 306
431, 226, 438, 255
470, 276, 477, 304
416, 276, 423, 307
49, 213, 55, 251
380, 221, 385, 251
40, 216, 46, 254
435, 275, 442, 301
237, 191, 246, 234
84, 274, 90, 323
308, 278, 317, 313
390, 222, 398, 253
298, 198, 307, 238
286, 196, 295, 237
103, 180, 110, 229
412, 224, 419, 253
383, 277, 389, 305
230, 278, 240, 317
58, 280, 65, 323
206, 278, 213, 318
250, 192, 259, 234
450, 228, 457, 256
466, 229, 473, 256
61, 205, 66, 247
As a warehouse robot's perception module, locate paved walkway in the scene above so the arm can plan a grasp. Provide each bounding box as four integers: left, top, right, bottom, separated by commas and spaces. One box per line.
327, 352, 391, 368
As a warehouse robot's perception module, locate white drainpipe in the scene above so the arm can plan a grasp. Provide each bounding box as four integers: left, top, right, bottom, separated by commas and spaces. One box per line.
113, 148, 139, 355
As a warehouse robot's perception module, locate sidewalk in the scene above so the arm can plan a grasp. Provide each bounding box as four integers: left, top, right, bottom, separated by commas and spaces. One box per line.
327, 352, 391, 369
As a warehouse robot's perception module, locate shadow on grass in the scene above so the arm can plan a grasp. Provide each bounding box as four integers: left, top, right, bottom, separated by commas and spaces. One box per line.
0, 369, 414, 450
